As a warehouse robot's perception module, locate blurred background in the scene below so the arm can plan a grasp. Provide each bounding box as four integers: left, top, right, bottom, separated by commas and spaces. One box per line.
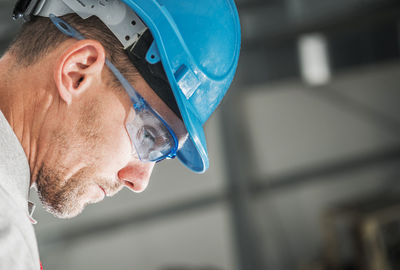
2, 0, 400, 269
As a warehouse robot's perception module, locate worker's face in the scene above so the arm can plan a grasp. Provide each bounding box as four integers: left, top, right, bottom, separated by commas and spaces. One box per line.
34, 40, 187, 219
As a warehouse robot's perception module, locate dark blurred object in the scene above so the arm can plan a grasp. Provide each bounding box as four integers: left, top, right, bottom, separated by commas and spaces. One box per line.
322, 194, 400, 270
162, 266, 222, 270
12, 0, 40, 21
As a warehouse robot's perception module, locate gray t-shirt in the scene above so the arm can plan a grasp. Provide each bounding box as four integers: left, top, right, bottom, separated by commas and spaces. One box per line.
0, 110, 40, 270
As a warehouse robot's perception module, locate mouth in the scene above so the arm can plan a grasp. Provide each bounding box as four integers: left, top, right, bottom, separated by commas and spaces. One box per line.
98, 185, 107, 196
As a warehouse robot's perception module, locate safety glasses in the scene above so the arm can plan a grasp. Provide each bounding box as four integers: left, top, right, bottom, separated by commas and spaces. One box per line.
49, 14, 178, 162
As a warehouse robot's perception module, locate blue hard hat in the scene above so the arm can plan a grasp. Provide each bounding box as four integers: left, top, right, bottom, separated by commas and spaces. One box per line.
122, 0, 241, 173
13, 0, 241, 173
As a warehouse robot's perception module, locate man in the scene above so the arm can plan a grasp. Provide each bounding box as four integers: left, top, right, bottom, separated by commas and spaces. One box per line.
0, 0, 240, 269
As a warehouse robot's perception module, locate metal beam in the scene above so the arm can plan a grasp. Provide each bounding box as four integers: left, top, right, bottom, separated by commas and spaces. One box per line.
220, 94, 269, 270
251, 145, 400, 196
304, 86, 400, 137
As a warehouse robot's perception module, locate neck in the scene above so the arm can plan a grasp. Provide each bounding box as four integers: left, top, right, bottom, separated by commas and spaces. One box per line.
0, 53, 54, 186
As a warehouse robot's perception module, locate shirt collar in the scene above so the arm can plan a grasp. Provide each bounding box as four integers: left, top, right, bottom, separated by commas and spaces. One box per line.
28, 201, 37, 224
0, 110, 33, 221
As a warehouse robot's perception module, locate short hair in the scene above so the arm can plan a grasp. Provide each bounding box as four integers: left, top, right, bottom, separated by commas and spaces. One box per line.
8, 13, 138, 88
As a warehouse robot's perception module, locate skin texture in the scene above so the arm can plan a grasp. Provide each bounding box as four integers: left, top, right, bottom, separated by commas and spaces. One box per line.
0, 38, 187, 219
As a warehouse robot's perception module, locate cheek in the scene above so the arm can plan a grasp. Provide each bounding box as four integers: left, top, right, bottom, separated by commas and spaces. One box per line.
95, 123, 132, 173
87, 94, 133, 174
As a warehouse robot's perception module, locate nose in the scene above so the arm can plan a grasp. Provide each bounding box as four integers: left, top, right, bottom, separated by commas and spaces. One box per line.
117, 160, 155, 193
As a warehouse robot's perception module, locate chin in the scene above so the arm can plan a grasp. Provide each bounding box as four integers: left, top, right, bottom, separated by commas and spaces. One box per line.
41, 191, 103, 219
43, 200, 86, 219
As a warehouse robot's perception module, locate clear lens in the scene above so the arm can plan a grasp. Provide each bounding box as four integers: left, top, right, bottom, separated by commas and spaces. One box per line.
126, 107, 176, 162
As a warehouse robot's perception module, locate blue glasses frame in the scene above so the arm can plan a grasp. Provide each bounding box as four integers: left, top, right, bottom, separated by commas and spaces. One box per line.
49, 14, 178, 162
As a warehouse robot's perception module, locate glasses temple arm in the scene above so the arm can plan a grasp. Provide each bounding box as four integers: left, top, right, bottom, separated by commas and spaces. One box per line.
105, 59, 145, 106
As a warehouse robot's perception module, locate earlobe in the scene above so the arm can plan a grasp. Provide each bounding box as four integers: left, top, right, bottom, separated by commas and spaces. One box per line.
54, 40, 106, 106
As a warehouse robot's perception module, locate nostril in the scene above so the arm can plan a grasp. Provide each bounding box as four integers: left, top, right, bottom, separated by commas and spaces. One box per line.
123, 180, 135, 191
118, 162, 154, 193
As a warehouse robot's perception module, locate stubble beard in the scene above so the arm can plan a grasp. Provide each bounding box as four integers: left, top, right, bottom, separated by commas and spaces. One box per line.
35, 165, 123, 219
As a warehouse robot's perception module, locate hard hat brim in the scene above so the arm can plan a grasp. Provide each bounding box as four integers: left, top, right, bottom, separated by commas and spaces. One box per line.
173, 86, 209, 173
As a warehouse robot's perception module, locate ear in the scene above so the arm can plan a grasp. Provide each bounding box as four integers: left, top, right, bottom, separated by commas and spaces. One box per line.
54, 40, 106, 105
